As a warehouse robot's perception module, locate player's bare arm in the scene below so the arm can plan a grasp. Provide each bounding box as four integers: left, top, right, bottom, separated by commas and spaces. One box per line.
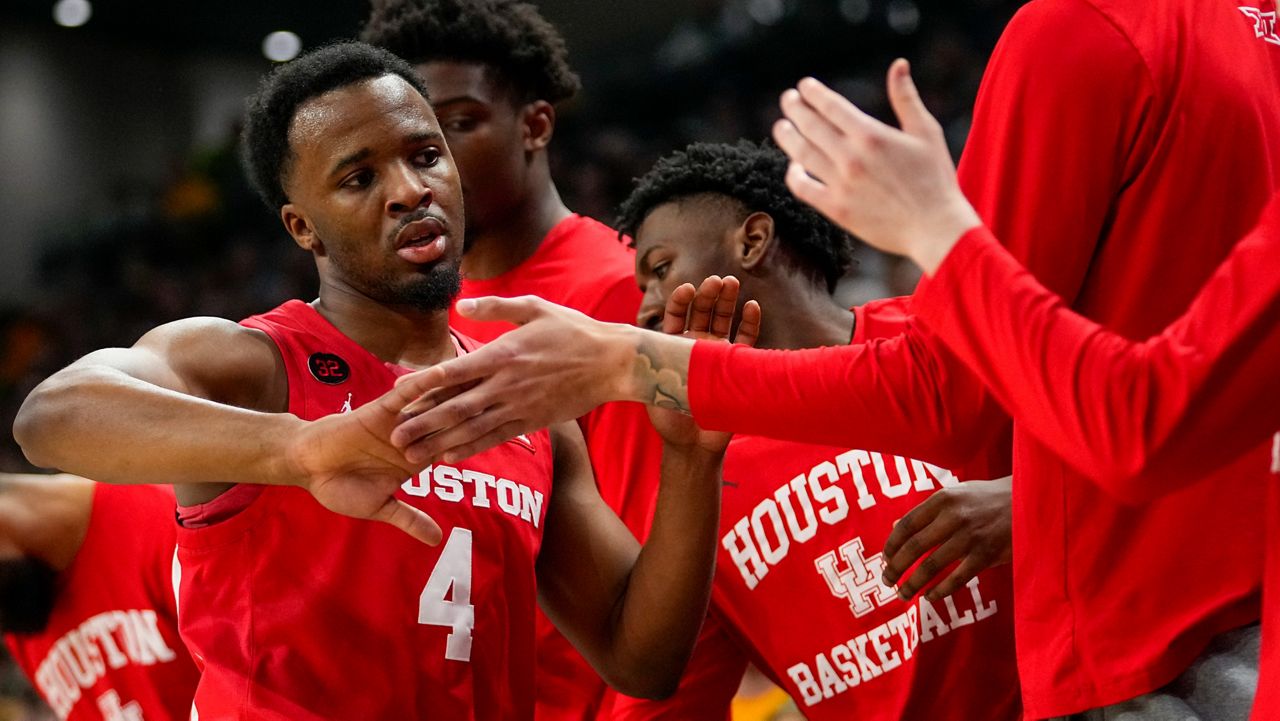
14, 317, 445, 544
534, 421, 722, 699
15, 317, 290, 490
391, 276, 761, 462
879, 476, 1013, 601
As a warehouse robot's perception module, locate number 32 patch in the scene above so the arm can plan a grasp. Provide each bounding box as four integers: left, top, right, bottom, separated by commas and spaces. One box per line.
308, 353, 351, 385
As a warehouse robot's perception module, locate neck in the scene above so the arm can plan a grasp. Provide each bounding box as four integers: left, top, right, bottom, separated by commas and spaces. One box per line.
753, 278, 855, 351
313, 282, 457, 370
461, 160, 572, 281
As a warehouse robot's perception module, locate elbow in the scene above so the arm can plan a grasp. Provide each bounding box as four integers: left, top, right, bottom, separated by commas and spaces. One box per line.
13, 381, 72, 469
1078, 448, 1167, 505
605, 667, 681, 701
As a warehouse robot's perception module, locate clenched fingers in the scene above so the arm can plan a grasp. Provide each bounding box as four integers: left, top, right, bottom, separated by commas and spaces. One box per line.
893, 533, 969, 600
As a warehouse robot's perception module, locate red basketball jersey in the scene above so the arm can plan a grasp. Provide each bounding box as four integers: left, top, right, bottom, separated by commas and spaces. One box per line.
616, 298, 1020, 721
175, 300, 554, 720
4, 484, 199, 721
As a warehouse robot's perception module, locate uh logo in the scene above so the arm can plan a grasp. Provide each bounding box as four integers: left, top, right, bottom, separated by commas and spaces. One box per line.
1239, 5, 1280, 45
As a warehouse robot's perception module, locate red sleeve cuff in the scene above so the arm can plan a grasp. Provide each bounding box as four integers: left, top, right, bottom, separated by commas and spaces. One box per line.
688, 340, 733, 426
912, 225, 999, 333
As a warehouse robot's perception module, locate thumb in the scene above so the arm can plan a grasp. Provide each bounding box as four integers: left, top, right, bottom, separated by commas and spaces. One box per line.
455, 295, 543, 325
375, 497, 444, 545
885, 59, 939, 139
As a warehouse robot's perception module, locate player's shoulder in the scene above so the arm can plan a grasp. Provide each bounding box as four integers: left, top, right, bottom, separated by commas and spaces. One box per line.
1016, 0, 1209, 49
127, 313, 285, 411
135, 314, 275, 355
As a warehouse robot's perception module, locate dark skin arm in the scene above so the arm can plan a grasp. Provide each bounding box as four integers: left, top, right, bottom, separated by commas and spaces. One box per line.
536, 278, 759, 699
14, 317, 447, 544
535, 422, 722, 699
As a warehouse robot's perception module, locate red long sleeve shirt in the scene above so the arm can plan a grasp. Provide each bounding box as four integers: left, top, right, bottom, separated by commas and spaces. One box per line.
914, 200, 1280, 718
690, 0, 1280, 715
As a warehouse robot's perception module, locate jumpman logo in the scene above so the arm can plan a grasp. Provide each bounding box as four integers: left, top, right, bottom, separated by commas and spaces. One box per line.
339, 393, 353, 414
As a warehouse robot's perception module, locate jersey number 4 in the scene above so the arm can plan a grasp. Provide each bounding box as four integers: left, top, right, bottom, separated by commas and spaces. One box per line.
418, 528, 475, 662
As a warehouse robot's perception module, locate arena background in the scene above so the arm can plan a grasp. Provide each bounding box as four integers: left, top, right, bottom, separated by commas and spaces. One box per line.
0, 1, 1022, 716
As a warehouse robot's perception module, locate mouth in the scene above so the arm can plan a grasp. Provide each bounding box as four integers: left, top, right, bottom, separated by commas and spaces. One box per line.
394, 216, 449, 265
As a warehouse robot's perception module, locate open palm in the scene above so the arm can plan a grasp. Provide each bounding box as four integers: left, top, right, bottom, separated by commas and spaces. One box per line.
646, 275, 762, 454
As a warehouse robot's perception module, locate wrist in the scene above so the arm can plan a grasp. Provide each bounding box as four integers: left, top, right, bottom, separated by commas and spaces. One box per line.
660, 441, 726, 474
610, 324, 649, 403
911, 200, 982, 275
265, 413, 311, 487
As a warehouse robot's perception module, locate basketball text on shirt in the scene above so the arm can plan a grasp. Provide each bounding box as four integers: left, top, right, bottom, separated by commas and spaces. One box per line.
720, 451, 959, 589
787, 577, 999, 707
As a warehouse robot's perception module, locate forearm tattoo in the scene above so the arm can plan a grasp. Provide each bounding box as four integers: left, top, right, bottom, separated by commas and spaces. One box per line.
632, 335, 692, 414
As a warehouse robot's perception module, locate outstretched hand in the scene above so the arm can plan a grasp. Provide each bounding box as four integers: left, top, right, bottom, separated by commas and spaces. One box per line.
771, 59, 982, 274
387, 296, 641, 464
284, 373, 457, 545
646, 275, 761, 452
879, 476, 1013, 601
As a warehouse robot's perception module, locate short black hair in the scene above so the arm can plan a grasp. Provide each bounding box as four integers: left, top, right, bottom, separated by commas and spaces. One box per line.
617, 140, 856, 292
240, 41, 430, 210
360, 0, 580, 104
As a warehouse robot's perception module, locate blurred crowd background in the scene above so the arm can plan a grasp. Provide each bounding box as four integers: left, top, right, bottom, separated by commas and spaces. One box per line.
0, 1, 1021, 717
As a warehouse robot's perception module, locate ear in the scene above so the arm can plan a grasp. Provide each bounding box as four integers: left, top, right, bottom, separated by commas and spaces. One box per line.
735, 211, 776, 272
281, 204, 324, 256
521, 100, 556, 152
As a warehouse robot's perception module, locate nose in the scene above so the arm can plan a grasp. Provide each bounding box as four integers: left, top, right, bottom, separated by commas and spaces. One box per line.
636, 298, 665, 331
385, 161, 433, 215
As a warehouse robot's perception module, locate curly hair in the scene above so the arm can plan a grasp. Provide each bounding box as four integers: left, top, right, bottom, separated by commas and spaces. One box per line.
239, 41, 429, 211
617, 140, 856, 292
360, 0, 580, 104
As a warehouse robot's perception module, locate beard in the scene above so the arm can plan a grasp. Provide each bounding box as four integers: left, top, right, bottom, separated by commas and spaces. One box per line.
390, 260, 463, 313
0, 557, 58, 635
365, 259, 463, 313
319, 231, 464, 313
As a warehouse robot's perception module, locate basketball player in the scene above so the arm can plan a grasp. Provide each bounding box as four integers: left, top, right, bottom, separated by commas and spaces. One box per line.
769, 62, 1280, 718
390, 2, 1280, 717
1, 474, 198, 721
359, 5, 666, 715
13, 43, 740, 720
599, 140, 1018, 720
389, 4, 1280, 717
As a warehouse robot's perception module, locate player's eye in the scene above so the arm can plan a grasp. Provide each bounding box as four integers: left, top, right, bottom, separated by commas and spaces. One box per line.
652, 262, 670, 280
442, 117, 478, 133
341, 169, 373, 190
414, 148, 443, 167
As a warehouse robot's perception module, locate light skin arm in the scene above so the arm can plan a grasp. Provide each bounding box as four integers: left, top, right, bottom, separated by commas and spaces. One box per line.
535, 278, 758, 699
388, 276, 761, 465
774, 62, 1280, 493
771, 59, 979, 274
14, 316, 447, 544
